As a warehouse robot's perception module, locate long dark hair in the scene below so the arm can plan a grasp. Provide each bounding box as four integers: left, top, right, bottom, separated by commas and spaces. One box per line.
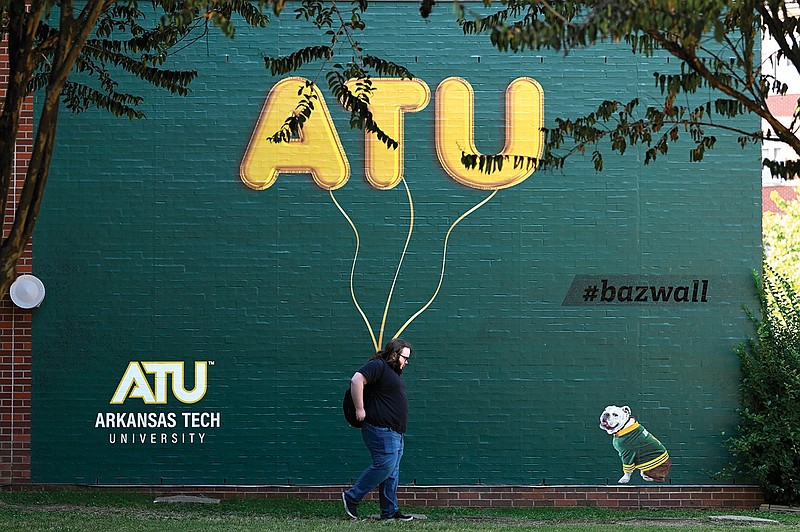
372, 338, 412, 373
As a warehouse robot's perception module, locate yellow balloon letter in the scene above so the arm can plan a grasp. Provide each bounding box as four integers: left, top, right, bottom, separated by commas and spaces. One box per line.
240, 77, 349, 191
345, 78, 430, 189
435, 77, 544, 190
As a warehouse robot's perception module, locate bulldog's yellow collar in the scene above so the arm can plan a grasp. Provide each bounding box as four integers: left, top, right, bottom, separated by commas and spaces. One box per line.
614, 421, 640, 437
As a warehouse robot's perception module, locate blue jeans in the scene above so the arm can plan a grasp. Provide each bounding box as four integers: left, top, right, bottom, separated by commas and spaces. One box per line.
345, 423, 404, 518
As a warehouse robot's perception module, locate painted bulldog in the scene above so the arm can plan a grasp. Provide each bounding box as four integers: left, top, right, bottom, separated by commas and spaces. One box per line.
599, 405, 672, 484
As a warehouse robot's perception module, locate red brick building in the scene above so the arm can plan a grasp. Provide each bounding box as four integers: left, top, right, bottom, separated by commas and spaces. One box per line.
763, 94, 800, 214
0, 30, 33, 485
0, 11, 767, 510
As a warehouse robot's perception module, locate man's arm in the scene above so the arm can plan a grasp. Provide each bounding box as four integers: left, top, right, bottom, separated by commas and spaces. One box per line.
350, 372, 368, 421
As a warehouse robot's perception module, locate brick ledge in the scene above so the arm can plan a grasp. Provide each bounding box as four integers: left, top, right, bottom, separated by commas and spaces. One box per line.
1, 483, 765, 510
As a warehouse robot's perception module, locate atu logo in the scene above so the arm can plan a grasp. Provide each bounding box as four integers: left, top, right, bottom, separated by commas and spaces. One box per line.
240, 76, 544, 192
239, 76, 545, 351
110, 361, 210, 405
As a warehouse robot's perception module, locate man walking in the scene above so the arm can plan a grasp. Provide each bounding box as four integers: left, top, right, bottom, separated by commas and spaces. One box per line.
342, 338, 413, 521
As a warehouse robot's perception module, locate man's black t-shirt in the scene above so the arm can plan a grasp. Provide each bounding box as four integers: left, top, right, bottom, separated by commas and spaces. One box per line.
357, 358, 408, 434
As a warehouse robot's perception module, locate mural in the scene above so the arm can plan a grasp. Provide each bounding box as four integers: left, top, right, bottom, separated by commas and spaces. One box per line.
240, 75, 543, 350
31, 4, 760, 485
599, 405, 671, 484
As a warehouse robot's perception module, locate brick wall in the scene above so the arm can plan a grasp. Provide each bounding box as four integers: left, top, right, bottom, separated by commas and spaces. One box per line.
0, 22, 34, 485
764, 183, 799, 213
0, 8, 771, 511
0, 3, 760, 502
8, 484, 765, 510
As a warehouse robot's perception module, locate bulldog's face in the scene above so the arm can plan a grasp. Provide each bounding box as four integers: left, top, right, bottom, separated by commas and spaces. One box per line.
599, 405, 632, 434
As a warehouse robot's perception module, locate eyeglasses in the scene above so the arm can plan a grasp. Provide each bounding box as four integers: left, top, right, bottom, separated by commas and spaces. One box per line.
398, 353, 410, 362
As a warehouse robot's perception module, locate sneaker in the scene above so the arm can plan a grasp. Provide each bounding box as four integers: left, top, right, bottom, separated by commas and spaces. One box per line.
341, 492, 359, 519
381, 511, 413, 521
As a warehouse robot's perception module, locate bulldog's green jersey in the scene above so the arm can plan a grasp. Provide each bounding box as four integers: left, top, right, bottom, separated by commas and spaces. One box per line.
612, 421, 670, 473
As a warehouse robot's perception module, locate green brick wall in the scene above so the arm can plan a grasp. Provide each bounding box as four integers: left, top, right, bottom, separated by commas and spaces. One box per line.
32, 4, 761, 485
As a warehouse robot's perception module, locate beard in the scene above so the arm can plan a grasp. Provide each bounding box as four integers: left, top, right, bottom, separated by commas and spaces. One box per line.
388, 358, 403, 375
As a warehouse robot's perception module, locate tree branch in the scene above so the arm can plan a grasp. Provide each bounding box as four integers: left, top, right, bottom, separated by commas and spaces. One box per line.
650, 30, 800, 159
0, 0, 47, 221
4, 0, 116, 261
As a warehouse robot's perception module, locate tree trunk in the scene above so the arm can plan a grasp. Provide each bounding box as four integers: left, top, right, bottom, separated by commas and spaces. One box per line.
0, 0, 112, 300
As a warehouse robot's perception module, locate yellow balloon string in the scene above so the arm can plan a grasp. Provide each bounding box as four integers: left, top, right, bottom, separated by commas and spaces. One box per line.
378, 177, 414, 348
393, 190, 498, 340
330, 189, 379, 352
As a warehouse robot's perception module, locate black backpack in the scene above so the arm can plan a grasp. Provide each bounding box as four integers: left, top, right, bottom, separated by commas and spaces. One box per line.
343, 361, 384, 428
342, 387, 363, 428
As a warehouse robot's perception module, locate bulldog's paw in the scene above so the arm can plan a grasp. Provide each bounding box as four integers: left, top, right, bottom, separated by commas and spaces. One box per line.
618, 473, 631, 484
641, 472, 656, 482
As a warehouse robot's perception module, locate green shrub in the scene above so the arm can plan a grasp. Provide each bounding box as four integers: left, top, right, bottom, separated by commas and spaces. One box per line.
726, 263, 800, 505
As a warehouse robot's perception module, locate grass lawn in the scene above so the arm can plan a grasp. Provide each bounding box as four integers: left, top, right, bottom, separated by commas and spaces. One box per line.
0, 489, 798, 531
